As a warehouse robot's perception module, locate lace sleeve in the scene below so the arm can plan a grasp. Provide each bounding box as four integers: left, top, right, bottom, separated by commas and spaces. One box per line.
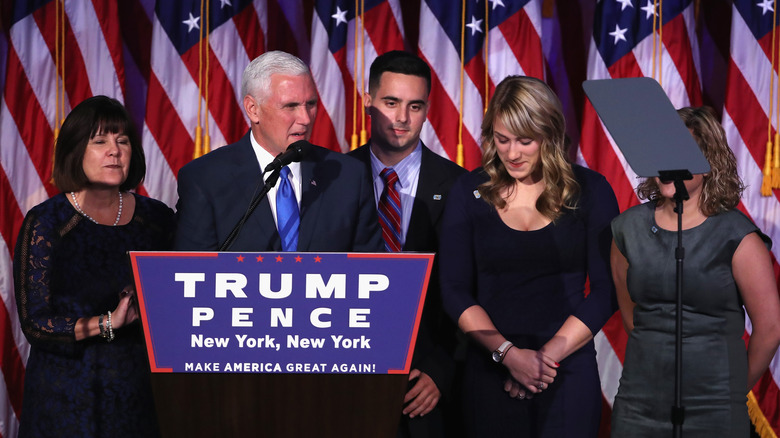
14, 208, 80, 351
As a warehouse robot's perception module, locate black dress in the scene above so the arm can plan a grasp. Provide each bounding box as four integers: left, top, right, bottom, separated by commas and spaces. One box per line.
610, 202, 766, 437
439, 166, 618, 437
14, 193, 175, 438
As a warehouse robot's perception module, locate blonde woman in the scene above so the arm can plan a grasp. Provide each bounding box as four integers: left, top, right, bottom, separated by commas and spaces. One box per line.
439, 76, 618, 437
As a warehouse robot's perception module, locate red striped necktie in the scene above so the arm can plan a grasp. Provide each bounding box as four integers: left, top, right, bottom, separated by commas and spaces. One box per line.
378, 168, 402, 252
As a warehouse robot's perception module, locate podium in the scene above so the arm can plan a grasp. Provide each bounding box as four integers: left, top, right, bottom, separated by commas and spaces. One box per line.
130, 251, 434, 437
150, 373, 407, 437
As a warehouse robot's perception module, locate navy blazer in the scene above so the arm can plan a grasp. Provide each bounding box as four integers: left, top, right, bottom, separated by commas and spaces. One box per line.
175, 132, 384, 252
348, 143, 466, 400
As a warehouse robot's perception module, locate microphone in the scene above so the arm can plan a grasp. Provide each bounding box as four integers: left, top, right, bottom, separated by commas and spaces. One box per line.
264, 140, 311, 173
220, 140, 312, 251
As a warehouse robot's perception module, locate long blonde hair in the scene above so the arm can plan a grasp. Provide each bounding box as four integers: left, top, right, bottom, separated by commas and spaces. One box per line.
479, 76, 579, 220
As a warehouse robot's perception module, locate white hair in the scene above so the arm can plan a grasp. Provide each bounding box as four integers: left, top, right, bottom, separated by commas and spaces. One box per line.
241, 51, 311, 103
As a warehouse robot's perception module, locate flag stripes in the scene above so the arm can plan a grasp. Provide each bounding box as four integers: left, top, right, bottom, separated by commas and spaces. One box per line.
1, 2, 779, 437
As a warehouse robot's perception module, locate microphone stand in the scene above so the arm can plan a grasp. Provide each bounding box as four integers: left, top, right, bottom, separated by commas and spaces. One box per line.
218, 168, 281, 252
658, 169, 691, 438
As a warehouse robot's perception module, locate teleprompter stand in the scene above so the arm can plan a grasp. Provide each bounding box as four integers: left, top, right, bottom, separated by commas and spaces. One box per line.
584, 77, 710, 438
657, 169, 691, 436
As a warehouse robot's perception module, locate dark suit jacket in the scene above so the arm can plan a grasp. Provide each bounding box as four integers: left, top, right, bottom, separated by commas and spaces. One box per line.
348, 143, 466, 412
175, 132, 384, 252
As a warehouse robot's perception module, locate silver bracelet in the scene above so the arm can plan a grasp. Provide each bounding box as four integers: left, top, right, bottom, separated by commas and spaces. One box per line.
106, 311, 115, 342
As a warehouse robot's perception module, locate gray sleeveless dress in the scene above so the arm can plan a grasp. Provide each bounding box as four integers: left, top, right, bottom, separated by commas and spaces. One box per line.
610, 201, 767, 438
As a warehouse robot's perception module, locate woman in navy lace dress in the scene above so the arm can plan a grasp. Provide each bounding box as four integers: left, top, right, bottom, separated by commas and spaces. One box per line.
439, 76, 618, 437
13, 96, 174, 437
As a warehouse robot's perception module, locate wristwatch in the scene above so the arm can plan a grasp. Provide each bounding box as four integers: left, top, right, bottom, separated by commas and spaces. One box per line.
491, 340, 514, 363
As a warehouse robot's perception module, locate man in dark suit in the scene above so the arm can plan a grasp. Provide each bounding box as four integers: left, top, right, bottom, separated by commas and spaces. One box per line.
175, 50, 383, 252
349, 50, 466, 438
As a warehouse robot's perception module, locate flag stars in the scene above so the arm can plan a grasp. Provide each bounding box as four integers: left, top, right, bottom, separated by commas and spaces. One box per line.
332, 6, 348, 26
220, 0, 232, 8
616, 0, 633, 11
489, 0, 505, 10
182, 12, 200, 32
465, 16, 483, 36
757, 0, 774, 15
609, 24, 628, 44
640, 1, 656, 19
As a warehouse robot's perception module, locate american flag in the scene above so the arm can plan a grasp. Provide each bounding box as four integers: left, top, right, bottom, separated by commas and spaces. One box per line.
722, 0, 780, 433
418, 0, 544, 168
1, 1, 779, 437
310, 0, 405, 153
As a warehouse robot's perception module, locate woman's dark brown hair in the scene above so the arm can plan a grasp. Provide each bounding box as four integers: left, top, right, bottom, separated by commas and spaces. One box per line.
52, 95, 145, 192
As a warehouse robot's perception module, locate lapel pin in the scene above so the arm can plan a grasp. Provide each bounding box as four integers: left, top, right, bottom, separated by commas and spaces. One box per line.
433, 194, 442, 200
473, 190, 481, 199
310, 179, 317, 186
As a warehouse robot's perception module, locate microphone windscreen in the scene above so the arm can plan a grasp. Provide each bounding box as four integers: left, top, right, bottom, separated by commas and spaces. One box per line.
287, 140, 312, 162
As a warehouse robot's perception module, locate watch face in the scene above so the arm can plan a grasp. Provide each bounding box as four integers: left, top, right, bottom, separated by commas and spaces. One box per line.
492, 351, 502, 363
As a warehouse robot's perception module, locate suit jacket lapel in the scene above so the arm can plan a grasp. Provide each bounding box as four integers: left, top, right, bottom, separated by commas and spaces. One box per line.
297, 157, 321, 251
405, 145, 447, 251
232, 135, 280, 250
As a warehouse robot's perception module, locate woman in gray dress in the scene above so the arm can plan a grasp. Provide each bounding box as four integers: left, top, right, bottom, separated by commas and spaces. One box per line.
610, 106, 780, 437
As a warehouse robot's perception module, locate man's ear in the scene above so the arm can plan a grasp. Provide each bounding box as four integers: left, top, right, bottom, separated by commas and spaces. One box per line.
362, 92, 372, 110
244, 95, 260, 124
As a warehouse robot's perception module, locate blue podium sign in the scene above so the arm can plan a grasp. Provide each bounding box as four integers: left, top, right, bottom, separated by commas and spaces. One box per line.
129, 252, 434, 375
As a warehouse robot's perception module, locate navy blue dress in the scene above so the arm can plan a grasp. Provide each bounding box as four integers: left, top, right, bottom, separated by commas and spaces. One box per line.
14, 193, 175, 438
439, 166, 618, 437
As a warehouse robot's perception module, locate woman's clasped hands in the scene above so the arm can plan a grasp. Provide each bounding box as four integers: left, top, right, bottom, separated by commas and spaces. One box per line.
502, 348, 558, 400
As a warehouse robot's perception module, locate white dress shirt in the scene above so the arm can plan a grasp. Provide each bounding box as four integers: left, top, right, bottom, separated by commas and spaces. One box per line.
249, 134, 302, 229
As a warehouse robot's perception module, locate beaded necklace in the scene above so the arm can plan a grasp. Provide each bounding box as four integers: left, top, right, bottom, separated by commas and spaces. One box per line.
70, 191, 123, 226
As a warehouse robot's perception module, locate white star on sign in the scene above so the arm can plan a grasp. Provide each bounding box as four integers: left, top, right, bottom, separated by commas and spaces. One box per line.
640, 1, 656, 19
616, 0, 634, 11
332, 6, 348, 26
465, 15, 483, 36
183, 13, 200, 33
609, 24, 628, 44
757, 0, 774, 15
